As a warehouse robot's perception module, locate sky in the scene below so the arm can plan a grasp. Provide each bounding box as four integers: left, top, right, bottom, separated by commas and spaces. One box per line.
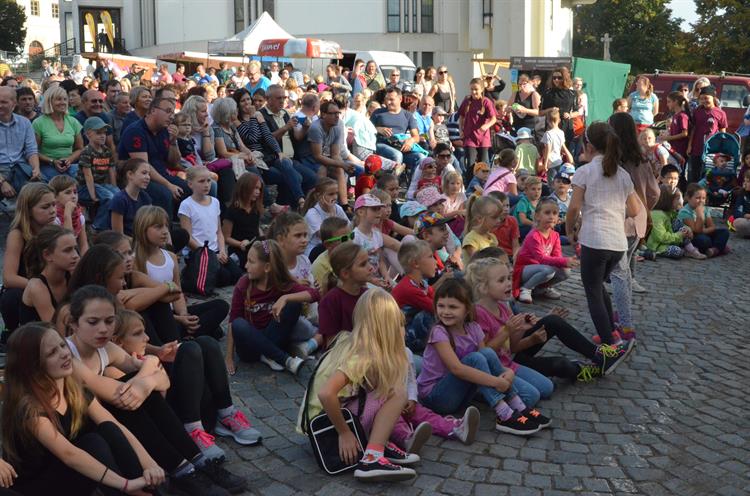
668, 0, 699, 30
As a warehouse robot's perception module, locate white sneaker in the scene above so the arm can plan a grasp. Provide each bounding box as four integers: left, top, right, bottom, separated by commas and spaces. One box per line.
451, 406, 480, 445
285, 356, 304, 375
685, 247, 707, 260
260, 355, 284, 371
289, 338, 318, 359
404, 422, 432, 455
631, 279, 647, 293
518, 288, 533, 304
538, 287, 561, 300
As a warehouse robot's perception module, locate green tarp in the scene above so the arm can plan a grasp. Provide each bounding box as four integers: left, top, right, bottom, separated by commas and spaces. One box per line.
572, 57, 631, 123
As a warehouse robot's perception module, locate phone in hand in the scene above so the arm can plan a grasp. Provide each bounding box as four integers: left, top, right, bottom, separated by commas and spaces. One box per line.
297, 115, 307, 126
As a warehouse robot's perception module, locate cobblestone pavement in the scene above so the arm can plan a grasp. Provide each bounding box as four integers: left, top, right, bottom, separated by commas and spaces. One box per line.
2, 215, 749, 495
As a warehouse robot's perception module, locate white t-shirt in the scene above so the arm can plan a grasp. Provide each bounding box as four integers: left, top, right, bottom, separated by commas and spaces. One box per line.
353, 226, 384, 272
541, 128, 565, 167
178, 196, 221, 252
290, 254, 314, 285
571, 156, 635, 252
304, 203, 349, 256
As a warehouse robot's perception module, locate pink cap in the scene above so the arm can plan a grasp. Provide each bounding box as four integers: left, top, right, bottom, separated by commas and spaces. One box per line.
416, 186, 447, 208
354, 193, 384, 210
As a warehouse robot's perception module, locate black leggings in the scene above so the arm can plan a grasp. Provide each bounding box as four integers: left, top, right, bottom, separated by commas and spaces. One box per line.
13, 422, 140, 496
0, 287, 22, 334
513, 314, 599, 380
465, 147, 490, 181
167, 336, 233, 428
141, 302, 181, 346
104, 389, 200, 473
579, 245, 623, 345
181, 300, 230, 340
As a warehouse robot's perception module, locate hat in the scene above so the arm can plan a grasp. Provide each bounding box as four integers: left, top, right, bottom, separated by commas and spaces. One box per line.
354, 193, 384, 210
364, 154, 382, 175
555, 163, 575, 183
700, 85, 716, 96
473, 161, 490, 174
432, 106, 448, 116
414, 212, 451, 235
416, 186, 447, 208
516, 127, 533, 140
83, 116, 110, 132
399, 201, 427, 218
516, 169, 531, 178
420, 157, 436, 169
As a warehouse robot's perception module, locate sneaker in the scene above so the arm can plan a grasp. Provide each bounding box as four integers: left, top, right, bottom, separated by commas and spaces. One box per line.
215, 408, 262, 446
394, 163, 407, 177
260, 355, 284, 371
289, 338, 318, 359
188, 428, 226, 462
404, 422, 432, 456
198, 458, 247, 494
451, 406, 480, 445
631, 279, 647, 293
171, 468, 231, 496
354, 456, 417, 482
706, 247, 719, 258
685, 249, 707, 260
596, 340, 635, 377
537, 287, 561, 300
285, 355, 304, 375
495, 411, 541, 436
575, 361, 602, 382
385, 441, 420, 465
592, 330, 622, 345
521, 408, 551, 429
518, 288, 533, 304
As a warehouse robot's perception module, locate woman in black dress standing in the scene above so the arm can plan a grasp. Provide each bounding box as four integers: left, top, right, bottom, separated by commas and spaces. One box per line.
540, 67, 580, 148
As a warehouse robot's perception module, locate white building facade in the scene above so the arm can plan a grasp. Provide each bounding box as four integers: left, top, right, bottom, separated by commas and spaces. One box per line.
16, 0, 61, 56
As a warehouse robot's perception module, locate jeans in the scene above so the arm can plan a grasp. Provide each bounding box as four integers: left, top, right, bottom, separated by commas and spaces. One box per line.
292, 159, 319, 196
0, 162, 35, 192
146, 174, 190, 220
404, 309, 434, 354
78, 183, 120, 231
513, 365, 554, 406
692, 229, 729, 253
610, 236, 640, 329
521, 264, 569, 291
231, 302, 302, 365
579, 245, 624, 345
265, 156, 304, 204
420, 348, 519, 415
375, 143, 423, 176
40, 163, 79, 182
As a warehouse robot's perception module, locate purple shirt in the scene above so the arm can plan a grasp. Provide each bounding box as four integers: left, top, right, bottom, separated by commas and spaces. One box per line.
417, 322, 485, 399
668, 111, 690, 159
690, 106, 727, 157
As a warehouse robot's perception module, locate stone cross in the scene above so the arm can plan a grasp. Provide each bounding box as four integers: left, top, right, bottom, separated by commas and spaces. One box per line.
601, 33, 613, 61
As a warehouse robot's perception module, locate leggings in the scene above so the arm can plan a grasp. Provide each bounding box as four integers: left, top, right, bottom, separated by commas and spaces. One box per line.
609, 236, 640, 329
167, 336, 233, 428
13, 422, 141, 496
465, 147, 490, 181
0, 287, 22, 333
230, 302, 302, 366
579, 245, 624, 345
141, 302, 181, 346
513, 314, 599, 380
520, 264, 569, 291
104, 390, 200, 473
180, 300, 230, 340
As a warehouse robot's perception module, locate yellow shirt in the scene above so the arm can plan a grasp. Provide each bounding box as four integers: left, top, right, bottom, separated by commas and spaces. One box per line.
311, 251, 333, 293
461, 230, 498, 267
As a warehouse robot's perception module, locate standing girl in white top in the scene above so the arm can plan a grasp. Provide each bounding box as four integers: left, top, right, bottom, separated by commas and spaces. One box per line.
302, 178, 349, 257
541, 109, 573, 182
565, 122, 641, 348
178, 166, 243, 287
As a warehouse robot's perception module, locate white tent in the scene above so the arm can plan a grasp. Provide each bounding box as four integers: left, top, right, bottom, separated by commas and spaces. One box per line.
208, 12, 292, 56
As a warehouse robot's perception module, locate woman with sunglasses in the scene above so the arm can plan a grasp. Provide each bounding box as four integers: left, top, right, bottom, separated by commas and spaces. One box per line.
428, 66, 456, 114
511, 74, 541, 136
540, 67, 579, 146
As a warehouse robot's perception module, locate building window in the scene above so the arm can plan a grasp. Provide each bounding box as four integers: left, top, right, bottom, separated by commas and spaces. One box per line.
52, 3, 59, 18
387, 0, 400, 33
421, 51, 434, 68
234, 0, 244, 33
30, 0, 40, 16
412, 0, 417, 32
421, 0, 434, 33
262, 0, 274, 19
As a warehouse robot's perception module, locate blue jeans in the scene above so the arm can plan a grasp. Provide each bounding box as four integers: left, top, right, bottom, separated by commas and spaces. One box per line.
230, 302, 302, 365
264, 157, 304, 204
0, 162, 36, 192
513, 365, 554, 407
145, 174, 190, 220
41, 163, 79, 182
78, 183, 120, 231
375, 143, 423, 176
520, 264, 569, 291
692, 230, 729, 253
404, 308, 434, 354
420, 348, 519, 415
292, 159, 318, 197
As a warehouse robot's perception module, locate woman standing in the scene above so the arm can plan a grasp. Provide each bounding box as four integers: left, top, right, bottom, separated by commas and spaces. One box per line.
688, 77, 711, 111
32, 86, 83, 182
363, 61, 384, 93
510, 74, 541, 135
627, 76, 659, 133
565, 122, 641, 348
540, 67, 579, 145
429, 66, 456, 114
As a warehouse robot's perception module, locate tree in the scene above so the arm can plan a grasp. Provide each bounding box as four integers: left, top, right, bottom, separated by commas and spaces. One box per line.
0, 0, 27, 54
572, 0, 683, 74
690, 0, 750, 74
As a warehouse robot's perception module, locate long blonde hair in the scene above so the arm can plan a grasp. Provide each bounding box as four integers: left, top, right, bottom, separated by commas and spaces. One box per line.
465, 257, 507, 301
344, 289, 408, 398
11, 182, 55, 243
132, 205, 171, 273
463, 195, 500, 236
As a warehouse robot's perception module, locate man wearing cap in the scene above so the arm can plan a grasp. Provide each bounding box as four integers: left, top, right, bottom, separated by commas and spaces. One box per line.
0, 86, 40, 197
79, 116, 119, 230
687, 86, 727, 183
75, 89, 116, 156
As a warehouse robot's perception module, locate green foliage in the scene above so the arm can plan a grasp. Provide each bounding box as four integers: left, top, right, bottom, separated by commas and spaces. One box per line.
572, 0, 683, 74
0, 0, 27, 54
690, 0, 750, 74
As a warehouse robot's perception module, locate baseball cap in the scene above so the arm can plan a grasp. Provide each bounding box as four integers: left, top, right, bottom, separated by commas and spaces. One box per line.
416, 186, 447, 208
555, 163, 575, 183
364, 154, 382, 175
516, 127, 533, 140
699, 85, 716, 96
516, 169, 531, 178
414, 212, 451, 235
83, 116, 110, 132
473, 161, 490, 174
399, 201, 427, 218
354, 193, 384, 210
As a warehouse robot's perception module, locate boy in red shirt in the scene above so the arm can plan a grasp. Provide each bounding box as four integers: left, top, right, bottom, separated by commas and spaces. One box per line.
392, 240, 438, 353
355, 154, 382, 197
488, 191, 520, 260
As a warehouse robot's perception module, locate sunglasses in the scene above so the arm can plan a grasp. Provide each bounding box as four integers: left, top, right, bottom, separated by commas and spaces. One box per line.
437, 153, 451, 158
324, 232, 355, 244
438, 70, 448, 74
552, 76, 562, 81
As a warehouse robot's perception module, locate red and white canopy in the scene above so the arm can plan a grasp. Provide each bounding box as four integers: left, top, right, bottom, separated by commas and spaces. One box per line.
258, 38, 342, 59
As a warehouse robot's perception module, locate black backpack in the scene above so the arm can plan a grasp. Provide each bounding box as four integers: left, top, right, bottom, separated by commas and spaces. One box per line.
181, 241, 219, 296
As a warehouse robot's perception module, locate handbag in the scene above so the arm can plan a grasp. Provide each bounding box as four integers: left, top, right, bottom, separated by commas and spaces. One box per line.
181, 241, 219, 296
301, 351, 368, 475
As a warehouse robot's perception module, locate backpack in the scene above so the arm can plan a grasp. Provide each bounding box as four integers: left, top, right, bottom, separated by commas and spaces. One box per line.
181, 241, 219, 296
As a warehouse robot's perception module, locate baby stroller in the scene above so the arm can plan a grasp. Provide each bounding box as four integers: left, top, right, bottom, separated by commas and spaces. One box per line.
701, 132, 741, 215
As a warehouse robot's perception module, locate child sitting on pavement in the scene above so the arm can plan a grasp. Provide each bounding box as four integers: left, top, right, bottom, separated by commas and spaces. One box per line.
311, 217, 353, 295
646, 184, 706, 259
414, 211, 463, 280
488, 191, 520, 260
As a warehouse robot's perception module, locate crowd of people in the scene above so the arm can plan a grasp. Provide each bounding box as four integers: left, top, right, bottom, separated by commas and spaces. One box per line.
0, 55, 747, 493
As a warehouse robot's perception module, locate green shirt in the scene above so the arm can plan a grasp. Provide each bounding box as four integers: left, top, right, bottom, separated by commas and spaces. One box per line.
513, 195, 536, 226
32, 114, 82, 161
516, 142, 539, 175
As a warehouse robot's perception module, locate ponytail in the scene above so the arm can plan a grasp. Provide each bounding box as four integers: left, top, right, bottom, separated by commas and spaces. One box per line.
586, 121, 621, 177
667, 91, 691, 122
302, 177, 337, 215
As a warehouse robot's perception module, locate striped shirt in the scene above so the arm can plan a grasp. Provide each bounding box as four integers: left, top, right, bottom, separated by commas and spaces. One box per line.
237, 117, 280, 157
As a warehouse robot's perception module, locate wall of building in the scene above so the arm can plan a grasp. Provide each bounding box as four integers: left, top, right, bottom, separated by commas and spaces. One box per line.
16, 0, 61, 55
154, 0, 234, 46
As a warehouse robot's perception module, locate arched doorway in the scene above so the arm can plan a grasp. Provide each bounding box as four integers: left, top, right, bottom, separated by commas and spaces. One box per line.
29, 41, 44, 57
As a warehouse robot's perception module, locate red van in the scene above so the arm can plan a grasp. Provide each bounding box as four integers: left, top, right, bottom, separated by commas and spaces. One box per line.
630, 72, 750, 132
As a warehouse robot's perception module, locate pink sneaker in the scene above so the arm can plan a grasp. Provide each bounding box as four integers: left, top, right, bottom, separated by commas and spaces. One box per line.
188, 428, 225, 461
214, 408, 262, 445
592, 330, 622, 345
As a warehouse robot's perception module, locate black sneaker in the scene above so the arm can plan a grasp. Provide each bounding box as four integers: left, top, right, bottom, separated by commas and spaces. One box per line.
597, 340, 635, 377
521, 408, 551, 429
171, 469, 230, 496
495, 411, 541, 436
385, 441, 420, 465
197, 458, 247, 494
354, 456, 417, 482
